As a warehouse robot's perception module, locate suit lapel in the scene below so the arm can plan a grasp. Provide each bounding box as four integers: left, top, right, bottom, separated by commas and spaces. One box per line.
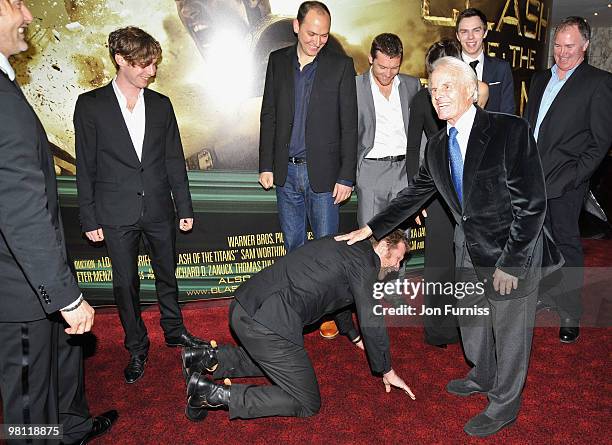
398, 76, 410, 135
482, 56, 492, 83
361, 73, 376, 138
431, 130, 461, 214
102, 83, 141, 165
284, 45, 296, 119
462, 107, 491, 205
141, 88, 155, 164
536, 62, 588, 133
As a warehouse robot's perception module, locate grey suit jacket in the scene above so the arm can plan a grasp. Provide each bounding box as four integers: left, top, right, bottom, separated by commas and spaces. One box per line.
355, 71, 420, 171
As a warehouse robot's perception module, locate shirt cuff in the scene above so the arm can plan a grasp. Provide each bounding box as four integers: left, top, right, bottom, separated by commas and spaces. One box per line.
336, 179, 353, 187
61, 294, 83, 311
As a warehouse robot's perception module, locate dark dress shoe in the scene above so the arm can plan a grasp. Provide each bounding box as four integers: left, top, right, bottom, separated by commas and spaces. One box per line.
68, 410, 118, 445
182, 344, 218, 379
124, 354, 147, 384
166, 331, 208, 348
434, 343, 448, 349
185, 372, 231, 422
464, 413, 516, 437
559, 319, 580, 343
446, 378, 489, 397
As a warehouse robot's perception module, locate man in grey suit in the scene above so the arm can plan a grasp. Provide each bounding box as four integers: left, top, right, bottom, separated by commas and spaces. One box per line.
355, 33, 420, 227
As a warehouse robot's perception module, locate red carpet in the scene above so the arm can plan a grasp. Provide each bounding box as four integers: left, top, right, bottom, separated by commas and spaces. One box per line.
3, 240, 612, 444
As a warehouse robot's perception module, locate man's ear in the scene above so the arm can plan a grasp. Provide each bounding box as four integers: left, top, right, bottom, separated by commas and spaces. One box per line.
293, 18, 300, 35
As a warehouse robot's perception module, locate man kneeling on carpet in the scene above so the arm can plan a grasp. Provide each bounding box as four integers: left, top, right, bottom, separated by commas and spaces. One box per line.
182, 230, 415, 420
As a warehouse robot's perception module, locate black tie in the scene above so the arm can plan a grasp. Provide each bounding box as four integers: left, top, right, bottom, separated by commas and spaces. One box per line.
469, 60, 479, 74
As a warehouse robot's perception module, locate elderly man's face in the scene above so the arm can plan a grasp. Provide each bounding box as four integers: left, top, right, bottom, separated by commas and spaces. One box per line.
430, 65, 474, 126
553, 25, 588, 77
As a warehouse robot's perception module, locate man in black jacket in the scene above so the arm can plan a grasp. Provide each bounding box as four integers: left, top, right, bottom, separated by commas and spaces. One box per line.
0, 1, 116, 442
524, 16, 612, 343
183, 231, 414, 421
74, 27, 205, 385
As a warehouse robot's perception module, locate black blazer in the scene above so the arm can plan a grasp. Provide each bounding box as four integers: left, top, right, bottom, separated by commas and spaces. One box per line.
74, 83, 193, 232
523, 62, 612, 199
0, 74, 81, 321
406, 87, 443, 177
369, 108, 562, 297
234, 237, 391, 374
482, 55, 515, 114
259, 45, 358, 192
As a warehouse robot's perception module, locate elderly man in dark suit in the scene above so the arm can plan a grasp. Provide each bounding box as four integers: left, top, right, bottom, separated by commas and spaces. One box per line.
524, 16, 612, 343
181, 231, 414, 421
74, 26, 205, 385
456, 8, 515, 114
0, 1, 116, 443
258, 1, 358, 339
338, 57, 562, 437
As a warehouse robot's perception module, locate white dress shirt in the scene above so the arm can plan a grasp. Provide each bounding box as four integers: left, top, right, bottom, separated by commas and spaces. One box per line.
462, 51, 485, 81
446, 104, 477, 161
365, 70, 407, 159
0, 52, 16, 80
112, 78, 146, 161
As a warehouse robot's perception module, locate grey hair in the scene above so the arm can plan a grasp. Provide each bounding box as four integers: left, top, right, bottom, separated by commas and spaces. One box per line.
430, 56, 479, 103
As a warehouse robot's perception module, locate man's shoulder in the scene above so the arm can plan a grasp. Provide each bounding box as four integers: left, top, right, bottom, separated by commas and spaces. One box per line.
486, 108, 527, 130
269, 45, 294, 61
579, 62, 612, 82
145, 87, 171, 104
398, 73, 420, 84
78, 84, 110, 101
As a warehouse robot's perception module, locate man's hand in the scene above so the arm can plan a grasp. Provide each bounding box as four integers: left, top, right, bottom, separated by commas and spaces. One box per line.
259, 172, 274, 190
492, 268, 518, 296
332, 183, 352, 204
415, 209, 428, 226
61, 301, 95, 335
353, 339, 364, 351
334, 226, 373, 245
179, 218, 193, 232
85, 228, 104, 242
382, 369, 416, 400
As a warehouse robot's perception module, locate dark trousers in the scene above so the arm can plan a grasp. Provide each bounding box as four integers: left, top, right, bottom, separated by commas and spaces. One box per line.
212, 302, 321, 419
0, 315, 92, 445
540, 183, 588, 320
102, 217, 184, 356
422, 197, 459, 345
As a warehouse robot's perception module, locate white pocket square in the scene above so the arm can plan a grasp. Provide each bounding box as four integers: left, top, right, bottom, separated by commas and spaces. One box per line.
488, 81, 501, 86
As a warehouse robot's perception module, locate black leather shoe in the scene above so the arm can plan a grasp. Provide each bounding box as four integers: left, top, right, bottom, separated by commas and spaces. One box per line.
446, 378, 489, 397
187, 372, 231, 406
182, 344, 218, 379
124, 354, 147, 384
166, 331, 209, 348
70, 410, 118, 444
559, 319, 580, 343
464, 413, 516, 437
434, 344, 448, 349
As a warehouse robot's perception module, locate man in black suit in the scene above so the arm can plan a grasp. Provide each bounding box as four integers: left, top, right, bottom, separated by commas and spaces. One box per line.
75, 27, 205, 385
181, 231, 414, 421
258, 1, 358, 339
0, 1, 116, 443
338, 57, 562, 437
524, 16, 612, 343
456, 8, 515, 114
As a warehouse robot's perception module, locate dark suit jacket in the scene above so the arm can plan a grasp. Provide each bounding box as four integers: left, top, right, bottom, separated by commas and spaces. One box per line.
406, 87, 443, 177
524, 61, 612, 199
259, 45, 358, 192
369, 107, 562, 298
0, 74, 81, 321
74, 83, 193, 231
234, 237, 391, 374
482, 55, 515, 114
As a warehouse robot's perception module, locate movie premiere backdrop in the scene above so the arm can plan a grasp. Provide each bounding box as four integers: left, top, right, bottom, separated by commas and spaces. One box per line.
14, 0, 552, 305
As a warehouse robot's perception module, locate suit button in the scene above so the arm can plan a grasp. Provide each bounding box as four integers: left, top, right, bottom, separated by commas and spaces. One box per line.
137, 192, 142, 196
462, 216, 468, 221
140, 168, 144, 172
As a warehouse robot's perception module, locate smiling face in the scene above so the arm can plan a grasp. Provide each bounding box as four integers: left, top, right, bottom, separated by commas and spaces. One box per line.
553, 24, 588, 78
369, 51, 401, 87
293, 9, 330, 59
0, 0, 33, 57
429, 64, 474, 126
456, 15, 487, 58
116, 55, 158, 90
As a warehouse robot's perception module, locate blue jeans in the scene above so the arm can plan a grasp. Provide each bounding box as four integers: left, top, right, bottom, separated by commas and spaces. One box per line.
276, 163, 339, 252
